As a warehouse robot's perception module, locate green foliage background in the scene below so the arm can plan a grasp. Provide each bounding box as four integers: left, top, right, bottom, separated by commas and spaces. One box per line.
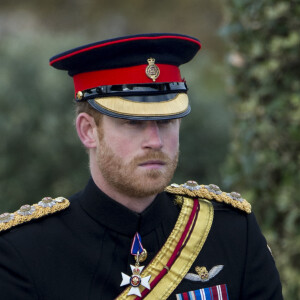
0, 0, 229, 212
222, 0, 300, 298
0, 0, 299, 298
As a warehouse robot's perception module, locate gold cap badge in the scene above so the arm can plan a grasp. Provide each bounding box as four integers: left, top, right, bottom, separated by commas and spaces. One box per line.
145, 58, 160, 82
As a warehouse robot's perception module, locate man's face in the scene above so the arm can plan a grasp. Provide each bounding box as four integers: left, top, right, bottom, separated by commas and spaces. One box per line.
95, 115, 180, 198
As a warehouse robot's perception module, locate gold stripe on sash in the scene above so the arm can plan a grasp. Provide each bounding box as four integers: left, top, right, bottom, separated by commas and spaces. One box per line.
116, 197, 214, 300
145, 199, 213, 299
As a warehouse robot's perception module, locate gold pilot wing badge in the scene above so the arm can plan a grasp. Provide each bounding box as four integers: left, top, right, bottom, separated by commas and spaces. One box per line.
146, 58, 160, 82
184, 265, 224, 282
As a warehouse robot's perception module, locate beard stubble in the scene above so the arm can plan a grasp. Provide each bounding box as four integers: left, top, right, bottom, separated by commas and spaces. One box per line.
96, 128, 179, 198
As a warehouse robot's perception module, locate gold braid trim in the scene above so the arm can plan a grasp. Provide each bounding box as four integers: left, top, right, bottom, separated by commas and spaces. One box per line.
0, 197, 70, 232
116, 195, 194, 300
117, 197, 214, 300
145, 198, 214, 300
165, 181, 251, 214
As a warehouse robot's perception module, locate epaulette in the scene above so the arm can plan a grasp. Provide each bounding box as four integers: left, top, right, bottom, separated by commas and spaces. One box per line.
0, 197, 70, 232
165, 181, 251, 214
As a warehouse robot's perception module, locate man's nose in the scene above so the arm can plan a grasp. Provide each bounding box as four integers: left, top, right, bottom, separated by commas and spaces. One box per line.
142, 122, 163, 150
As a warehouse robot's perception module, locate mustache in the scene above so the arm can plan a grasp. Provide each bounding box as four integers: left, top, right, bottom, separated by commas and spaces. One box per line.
131, 151, 171, 165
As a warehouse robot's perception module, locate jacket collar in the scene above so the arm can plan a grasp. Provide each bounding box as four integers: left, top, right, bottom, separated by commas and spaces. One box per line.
79, 178, 178, 237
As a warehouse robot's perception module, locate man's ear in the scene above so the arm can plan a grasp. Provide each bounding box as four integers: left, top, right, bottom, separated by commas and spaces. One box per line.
76, 113, 98, 149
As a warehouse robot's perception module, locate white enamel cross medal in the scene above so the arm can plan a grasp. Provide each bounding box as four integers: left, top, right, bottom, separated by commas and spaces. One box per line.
120, 264, 151, 297
120, 233, 151, 297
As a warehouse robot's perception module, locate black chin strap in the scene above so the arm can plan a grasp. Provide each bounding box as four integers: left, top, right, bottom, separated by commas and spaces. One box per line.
75, 82, 188, 102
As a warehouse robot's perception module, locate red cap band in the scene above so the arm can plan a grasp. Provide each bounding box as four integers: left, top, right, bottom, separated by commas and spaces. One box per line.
73, 64, 182, 93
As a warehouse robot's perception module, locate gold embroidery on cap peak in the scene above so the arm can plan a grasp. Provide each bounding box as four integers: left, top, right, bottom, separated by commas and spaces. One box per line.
94, 93, 188, 116
146, 58, 160, 82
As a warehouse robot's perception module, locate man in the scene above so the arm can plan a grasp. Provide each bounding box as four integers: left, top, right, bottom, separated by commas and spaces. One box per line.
0, 33, 282, 299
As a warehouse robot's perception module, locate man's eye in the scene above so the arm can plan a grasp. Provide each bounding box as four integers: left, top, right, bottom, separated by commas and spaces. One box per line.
126, 120, 142, 126
157, 119, 173, 125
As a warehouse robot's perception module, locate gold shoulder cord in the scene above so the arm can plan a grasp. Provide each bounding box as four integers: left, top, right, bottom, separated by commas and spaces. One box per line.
0, 197, 70, 232
116, 196, 214, 300
165, 181, 251, 214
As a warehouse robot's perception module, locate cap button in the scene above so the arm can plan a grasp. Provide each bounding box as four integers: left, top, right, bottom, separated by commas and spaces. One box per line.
76, 91, 84, 100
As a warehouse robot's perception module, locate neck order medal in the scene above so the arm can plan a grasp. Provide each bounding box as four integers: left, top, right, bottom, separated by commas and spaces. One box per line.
120, 233, 151, 297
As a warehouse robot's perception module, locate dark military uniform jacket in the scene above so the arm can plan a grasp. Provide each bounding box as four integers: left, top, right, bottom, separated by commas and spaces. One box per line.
0, 178, 282, 299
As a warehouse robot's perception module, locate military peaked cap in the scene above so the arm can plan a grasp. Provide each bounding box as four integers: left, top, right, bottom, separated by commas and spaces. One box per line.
50, 33, 201, 120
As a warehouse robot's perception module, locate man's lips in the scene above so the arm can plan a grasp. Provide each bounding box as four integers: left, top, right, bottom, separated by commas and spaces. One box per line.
138, 160, 166, 167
